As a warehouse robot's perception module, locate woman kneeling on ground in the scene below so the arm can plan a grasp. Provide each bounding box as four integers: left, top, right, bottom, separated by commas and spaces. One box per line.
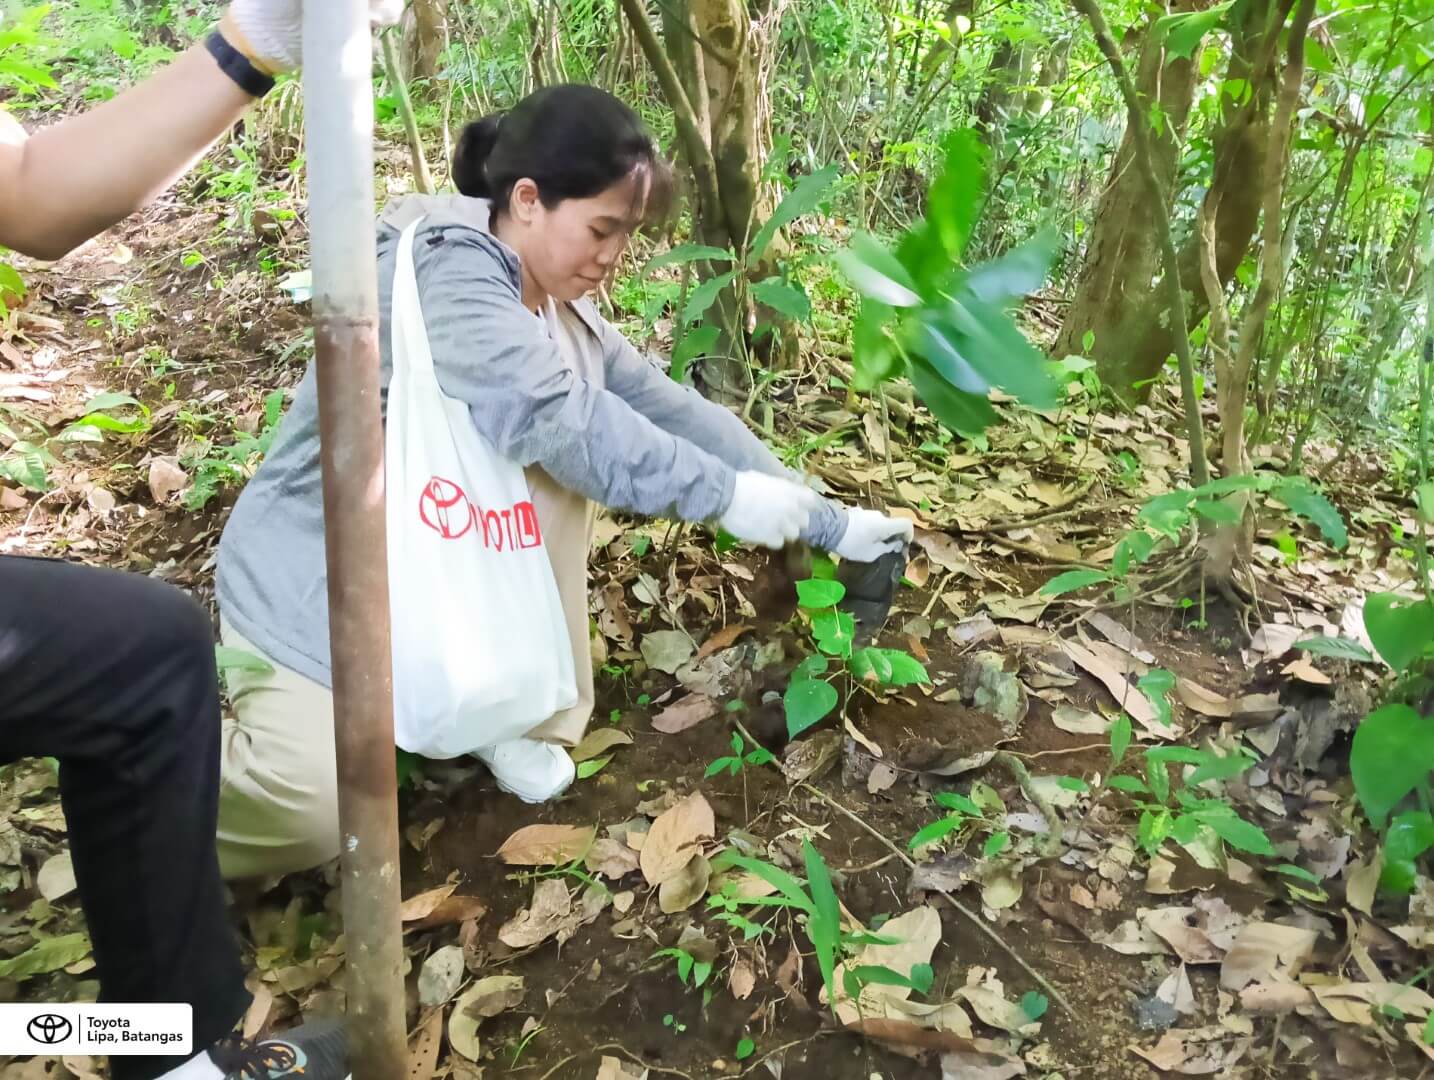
212, 83, 911, 878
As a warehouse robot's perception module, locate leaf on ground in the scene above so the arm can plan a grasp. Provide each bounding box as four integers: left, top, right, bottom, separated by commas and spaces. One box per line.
651, 694, 721, 734
584, 838, 640, 880
497, 879, 573, 948
640, 629, 696, 674
1059, 639, 1158, 729
571, 729, 633, 763
1312, 981, 1434, 1025
940, 1047, 1027, 1079
830, 906, 942, 1026
147, 457, 188, 503
1239, 982, 1314, 1014
1218, 922, 1318, 991
1175, 678, 1232, 718
449, 975, 526, 1061
696, 623, 753, 660
1130, 1029, 1252, 1075
0, 933, 90, 980
496, 824, 595, 867
417, 945, 465, 1007
658, 853, 711, 913
1250, 623, 1302, 659
729, 957, 757, 1000
1157, 964, 1196, 1016
640, 792, 715, 885
408, 894, 486, 932
406, 1009, 443, 1080
400, 883, 459, 921
595, 1056, 649, 1080
1280, 656, 1331, 685
1051, 706, 1107, 735
37, 852, 75, 901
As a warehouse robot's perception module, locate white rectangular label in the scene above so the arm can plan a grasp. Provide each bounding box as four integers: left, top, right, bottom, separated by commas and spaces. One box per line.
0, 1004, 191, 1055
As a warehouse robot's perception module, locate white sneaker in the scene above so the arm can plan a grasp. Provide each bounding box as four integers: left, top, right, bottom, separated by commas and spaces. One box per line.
474, 738, 576, 803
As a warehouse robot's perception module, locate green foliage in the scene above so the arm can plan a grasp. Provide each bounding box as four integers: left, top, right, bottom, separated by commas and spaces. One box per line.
1137, 669, 1176, 729
748, 165, 840, 263
705, 731, 776, 778
838, 128, 1057, 437
183, 389, 286, 510
1362, 594, 1434, 672
650, 947, 714, 989
1351, 704, 1434, 831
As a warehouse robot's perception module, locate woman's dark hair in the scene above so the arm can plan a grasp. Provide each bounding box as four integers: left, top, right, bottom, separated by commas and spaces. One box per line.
453, 84, 671, 223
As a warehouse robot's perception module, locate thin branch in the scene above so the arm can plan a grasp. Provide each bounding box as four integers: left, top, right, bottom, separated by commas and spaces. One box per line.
1070, 0, 1210, 487
381, 29, 435, 194
616, 0, 724, 227
796, 780, 1078, 1020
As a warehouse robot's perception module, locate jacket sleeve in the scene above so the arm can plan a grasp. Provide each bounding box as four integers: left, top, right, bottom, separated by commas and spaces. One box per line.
412, 226, 738, 524
598, 318, 849, 550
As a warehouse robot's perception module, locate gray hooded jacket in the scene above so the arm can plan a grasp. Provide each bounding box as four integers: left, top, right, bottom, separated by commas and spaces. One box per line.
216, 194, 847, 686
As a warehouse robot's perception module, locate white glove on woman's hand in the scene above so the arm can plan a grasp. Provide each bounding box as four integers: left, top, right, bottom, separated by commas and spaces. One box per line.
720, 471, 821, 550
223, 0, 403, 74
834, 507, 914, 563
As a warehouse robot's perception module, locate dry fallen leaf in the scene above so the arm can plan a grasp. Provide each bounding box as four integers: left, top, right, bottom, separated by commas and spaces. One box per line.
1239, 982, 1313, 1014
408, 894, 486, 932
1219, 923, 1318, 991
830, 907, 945, 1028
400, 883, 459, 922
448, 975, 526, 1061
1059, 638, 1158, 728
658, 852, 711, 913
1157, 963, 1196, 1016
584, 838, 640, 880
940, 1046, 1026, 1079
1313, 981, 1434, 1025
498, 879, 573, 948
651, 694, 720, 734
640, 630, 696, 674
1174, 678, 1232, 719
1281, 657, 1331, 686
868, 762, 899, 794
147, 457, 188, 504
729, 957, 757, 1000
1141, 907, 1223, 965
497, 824, 596, 867
640, 792, 715, 885
37, 852, 76, 901
1130, 1029, 1251, 1075
696, 622, 753, 660
571, 729, 634, 763
406, 1009, 443, 1080
595, 1055, 648, 1080
1050, 706, 1107, 735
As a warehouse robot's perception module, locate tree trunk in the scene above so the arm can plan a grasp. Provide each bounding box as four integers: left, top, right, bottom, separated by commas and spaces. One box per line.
404, 0, 448, 82
1053, 2, 1207, 362
624, 0, 797, 390
1060, 0, 1290, 403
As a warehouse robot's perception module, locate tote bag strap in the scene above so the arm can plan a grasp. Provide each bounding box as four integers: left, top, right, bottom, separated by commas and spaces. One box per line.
391, 217, 435, 378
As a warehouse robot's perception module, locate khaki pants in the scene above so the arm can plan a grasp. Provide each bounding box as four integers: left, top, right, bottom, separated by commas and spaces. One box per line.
216, 467, 596, 879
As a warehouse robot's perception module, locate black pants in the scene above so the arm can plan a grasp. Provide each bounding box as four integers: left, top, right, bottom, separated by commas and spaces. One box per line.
0, 556, 249, 1080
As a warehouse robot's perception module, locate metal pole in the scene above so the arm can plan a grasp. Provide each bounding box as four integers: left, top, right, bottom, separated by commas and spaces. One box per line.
302, 4, 408, 1077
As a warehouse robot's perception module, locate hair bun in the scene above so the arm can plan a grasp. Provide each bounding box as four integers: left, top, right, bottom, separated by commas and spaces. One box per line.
452, 113, 504, 198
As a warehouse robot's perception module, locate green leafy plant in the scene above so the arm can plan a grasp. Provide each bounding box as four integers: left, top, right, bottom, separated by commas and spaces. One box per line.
650, 945, 714, 989
909, 785, 1011, 856
836, 128, 1058, 437
785, 577, 929, 738
0, 393, 151, 492
182, 389, 285, 510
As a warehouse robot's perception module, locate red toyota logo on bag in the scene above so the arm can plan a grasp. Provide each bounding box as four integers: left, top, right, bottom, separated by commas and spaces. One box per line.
418, 476, 474, 539
417, 476, 543, 550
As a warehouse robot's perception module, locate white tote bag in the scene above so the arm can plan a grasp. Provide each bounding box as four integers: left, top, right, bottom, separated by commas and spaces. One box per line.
385, 217, 577, 758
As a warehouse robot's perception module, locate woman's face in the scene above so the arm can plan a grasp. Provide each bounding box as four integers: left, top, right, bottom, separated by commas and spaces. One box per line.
508, 173, 647, 303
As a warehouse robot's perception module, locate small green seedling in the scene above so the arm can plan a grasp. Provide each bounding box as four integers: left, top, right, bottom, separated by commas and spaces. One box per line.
705, 731, 776, 779
650, 947, 713, 989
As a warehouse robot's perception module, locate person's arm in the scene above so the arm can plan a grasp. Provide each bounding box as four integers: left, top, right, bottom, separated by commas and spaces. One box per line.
0, 45, 253, 260
0, 0, 400, 260
416, 228, 742, 524
596, 318, 851, 550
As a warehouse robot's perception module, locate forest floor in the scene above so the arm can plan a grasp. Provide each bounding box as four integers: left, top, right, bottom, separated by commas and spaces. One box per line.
1, 168, 1431, 1080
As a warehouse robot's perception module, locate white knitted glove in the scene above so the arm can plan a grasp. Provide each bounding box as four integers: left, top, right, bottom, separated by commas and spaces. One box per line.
834, 507, 914, 562
223, 0, 403, 74
720, 471, 820, 550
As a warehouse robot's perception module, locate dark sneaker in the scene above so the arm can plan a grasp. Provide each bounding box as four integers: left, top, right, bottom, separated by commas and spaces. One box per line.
210, 1019, 349, 1079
